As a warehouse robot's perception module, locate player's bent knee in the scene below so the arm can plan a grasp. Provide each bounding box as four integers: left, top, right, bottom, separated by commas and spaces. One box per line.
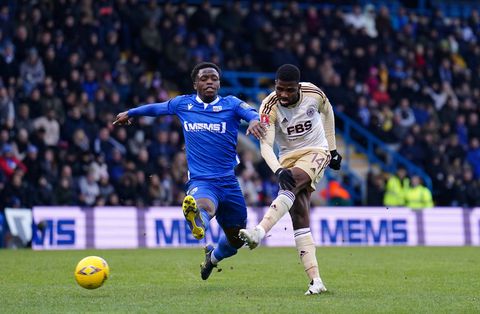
196, 198, 216, 216
224, 228, 244, 249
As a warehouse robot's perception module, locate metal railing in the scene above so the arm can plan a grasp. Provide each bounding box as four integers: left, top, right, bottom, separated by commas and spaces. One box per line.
335, 110, 433, 191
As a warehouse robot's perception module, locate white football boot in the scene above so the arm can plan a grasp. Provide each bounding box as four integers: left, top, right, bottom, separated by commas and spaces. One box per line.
238, 227, 264, 249
305, 278, 327, 295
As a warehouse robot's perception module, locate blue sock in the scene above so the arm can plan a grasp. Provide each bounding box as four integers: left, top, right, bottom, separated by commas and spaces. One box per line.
211, 233, 237, 264
199, 208, 211, 231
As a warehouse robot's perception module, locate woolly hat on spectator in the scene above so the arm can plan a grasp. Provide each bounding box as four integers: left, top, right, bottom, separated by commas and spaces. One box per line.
2, 144, 12, 154
27, 145, 38, 154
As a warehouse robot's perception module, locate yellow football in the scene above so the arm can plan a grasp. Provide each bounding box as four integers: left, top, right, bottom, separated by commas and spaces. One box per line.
74, 256, 109, 289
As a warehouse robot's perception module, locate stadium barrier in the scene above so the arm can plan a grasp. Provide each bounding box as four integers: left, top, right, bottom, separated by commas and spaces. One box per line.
29, 206, 480, 250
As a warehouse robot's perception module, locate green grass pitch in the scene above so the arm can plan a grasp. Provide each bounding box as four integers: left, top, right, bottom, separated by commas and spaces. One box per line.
1, 247, 479, 313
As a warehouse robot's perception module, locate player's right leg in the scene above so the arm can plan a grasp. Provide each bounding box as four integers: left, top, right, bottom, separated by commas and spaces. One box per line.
183, 181, 217, 240
239, 167, 310, 249
201, 180, 247, 280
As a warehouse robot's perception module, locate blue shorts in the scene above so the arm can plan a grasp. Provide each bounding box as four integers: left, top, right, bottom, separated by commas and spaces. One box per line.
186, 176, 247, 229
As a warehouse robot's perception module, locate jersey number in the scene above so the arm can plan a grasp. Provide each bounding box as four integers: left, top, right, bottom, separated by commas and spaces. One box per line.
287, 121, 312, 135
311, 153, 331, 172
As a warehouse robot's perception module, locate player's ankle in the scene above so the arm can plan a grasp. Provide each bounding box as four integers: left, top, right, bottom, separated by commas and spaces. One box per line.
210, 251, 219, 265
312, 277, 322, 284
255, 225, 266, 239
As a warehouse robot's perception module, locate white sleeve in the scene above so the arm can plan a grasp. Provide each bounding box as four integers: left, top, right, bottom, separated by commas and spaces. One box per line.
260, 124, 282, 173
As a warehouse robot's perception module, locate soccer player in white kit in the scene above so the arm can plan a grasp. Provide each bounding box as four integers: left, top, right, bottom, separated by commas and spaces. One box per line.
240, 64, 342, 295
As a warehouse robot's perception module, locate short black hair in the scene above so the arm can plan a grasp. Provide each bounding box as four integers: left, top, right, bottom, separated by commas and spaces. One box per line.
276, 64, 300, 82
191, 62, 221, 82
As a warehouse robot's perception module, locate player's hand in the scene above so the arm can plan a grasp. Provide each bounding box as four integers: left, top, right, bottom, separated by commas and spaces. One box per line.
328, 150, 342, 170
275, 168, 296, 190
246, 120, 266, 140
113, 111, 132, 126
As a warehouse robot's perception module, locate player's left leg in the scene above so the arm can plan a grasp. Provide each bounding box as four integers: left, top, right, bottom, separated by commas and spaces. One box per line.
200, 181, 246, 280
290, 189, 326, 295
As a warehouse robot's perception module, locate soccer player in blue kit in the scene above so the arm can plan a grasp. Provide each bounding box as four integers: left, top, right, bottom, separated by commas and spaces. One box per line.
113, 62, 265, 280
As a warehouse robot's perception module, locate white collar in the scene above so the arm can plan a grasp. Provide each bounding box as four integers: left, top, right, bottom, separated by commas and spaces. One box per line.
196, 95, 220, 109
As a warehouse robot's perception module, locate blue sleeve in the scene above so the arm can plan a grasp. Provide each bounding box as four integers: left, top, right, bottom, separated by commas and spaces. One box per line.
128, 96, 181, 117
233, 97, 259, 122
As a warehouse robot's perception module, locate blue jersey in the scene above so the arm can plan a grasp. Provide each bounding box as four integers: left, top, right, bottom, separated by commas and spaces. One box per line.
128, 94, 259, 179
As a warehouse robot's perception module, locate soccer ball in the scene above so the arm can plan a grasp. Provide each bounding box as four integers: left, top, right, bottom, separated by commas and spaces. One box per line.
74, 256, 110, 289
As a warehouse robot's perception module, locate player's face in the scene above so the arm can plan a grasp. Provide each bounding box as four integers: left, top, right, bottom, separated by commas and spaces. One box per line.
194, 68, 220, 102
275, 80, 300, 107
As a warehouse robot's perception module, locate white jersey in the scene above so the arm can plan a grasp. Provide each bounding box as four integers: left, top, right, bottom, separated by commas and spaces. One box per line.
259, 82, 335, 159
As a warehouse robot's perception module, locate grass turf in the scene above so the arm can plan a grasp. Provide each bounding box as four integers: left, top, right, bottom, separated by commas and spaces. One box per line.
0, 247, 479, 313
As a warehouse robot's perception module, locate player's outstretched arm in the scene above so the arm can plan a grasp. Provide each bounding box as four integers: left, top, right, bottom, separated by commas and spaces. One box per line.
113, 100, 176, 126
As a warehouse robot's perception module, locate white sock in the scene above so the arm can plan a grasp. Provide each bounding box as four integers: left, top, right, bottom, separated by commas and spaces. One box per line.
259, 190, 295, 233
255, 225, 266, 240
294, 228, 320, 281
210, 251, 219, 265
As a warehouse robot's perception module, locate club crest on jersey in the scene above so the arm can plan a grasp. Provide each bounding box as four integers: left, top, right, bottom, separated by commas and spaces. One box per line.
187, 187, 198, 195
307, 107, 315, 117
183, 121, 227, 133
213, 105, 222, 112
261, 114, 269, 124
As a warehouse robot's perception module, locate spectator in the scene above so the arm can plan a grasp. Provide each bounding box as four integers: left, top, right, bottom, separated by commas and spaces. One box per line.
0, 144, 27, 179
140, 18, 162, 68
90, 153, 109, 182
383, 167, 409, 207
455, 168, 480, 207
321, 179, 352, 206
23, 145, 41, 183
466, 138, 480, 178
404, 175, 434, 210
15, 104, 33, 133
0, 85, 14, 129
94, 127, 126, 162
116, 173, 137, 206
40, 79, 64, 122
33, 109, 60, 147
78, 170, 100, 206
393, 98, 416, 140
0, 42, 19, 84
19, 48, 45, 94
33, 175, 53, 205
399, 134, 427, 166
366, 171, 386, 206
0, 172, 29, 207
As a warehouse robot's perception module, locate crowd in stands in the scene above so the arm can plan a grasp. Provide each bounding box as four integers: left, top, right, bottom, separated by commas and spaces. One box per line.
0, 1, 479, 208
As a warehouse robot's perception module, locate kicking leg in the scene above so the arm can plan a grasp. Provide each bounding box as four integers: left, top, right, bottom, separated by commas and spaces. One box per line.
290, 189, 326, 295
239, 167, 310, 249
